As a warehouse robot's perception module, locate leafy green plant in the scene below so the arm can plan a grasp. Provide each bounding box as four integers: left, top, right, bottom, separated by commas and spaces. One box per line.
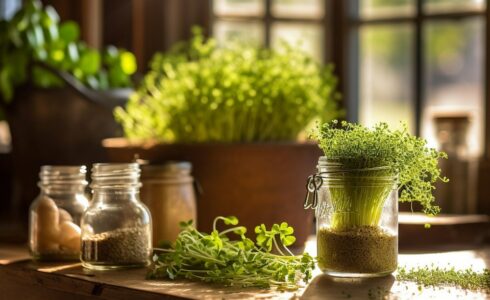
115, 28, 340, 142
312, 120, 448, 230
148, 216, 315, 290
0, 0, 136, 103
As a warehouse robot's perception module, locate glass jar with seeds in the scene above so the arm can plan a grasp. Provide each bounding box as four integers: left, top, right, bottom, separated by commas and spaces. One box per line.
29, 165, 89, 261
140, 161, 197, 247
81, 163, 152, 270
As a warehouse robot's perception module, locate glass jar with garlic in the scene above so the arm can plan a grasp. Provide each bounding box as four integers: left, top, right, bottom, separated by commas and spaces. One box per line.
29, 166, 89, 261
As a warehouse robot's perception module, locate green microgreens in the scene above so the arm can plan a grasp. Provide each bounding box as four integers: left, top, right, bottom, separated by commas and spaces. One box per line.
311, 121, 448, 229
148, 216, 315, 291
397, 266, 490, 291
115, 27, 340, 142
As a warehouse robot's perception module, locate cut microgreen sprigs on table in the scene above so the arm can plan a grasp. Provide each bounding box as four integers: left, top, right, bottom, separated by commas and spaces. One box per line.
147, 216, 315, 290
397, 266, 490, 291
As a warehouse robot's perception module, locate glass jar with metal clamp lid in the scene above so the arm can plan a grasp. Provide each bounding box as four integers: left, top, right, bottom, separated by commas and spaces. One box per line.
305, 156, 398, 277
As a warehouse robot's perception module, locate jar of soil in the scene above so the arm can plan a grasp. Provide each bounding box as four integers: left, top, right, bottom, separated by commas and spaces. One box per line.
29, 166, 89, 261
140, 162, 197, 247
306, 157, 398, 277
81, 163, 152, 270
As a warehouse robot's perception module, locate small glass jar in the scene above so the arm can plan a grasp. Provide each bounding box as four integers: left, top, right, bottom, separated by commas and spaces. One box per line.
140, 162, 197, 247
306, 157, 398, 277
29, 166, 89, 261
81, 163, 152, 270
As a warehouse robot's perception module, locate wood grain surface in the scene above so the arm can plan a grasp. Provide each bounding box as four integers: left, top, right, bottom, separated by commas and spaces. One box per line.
1, 238, 490, 299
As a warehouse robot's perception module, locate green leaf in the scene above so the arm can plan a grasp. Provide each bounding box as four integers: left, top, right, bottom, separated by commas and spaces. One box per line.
104, 45, 119, 64
233, 226, 247, 235
26, 0, 42, 12
265, 238, 273, 251
79, 49, 100, 75
67, 42, 79, 61
26, 30, 37, 47
97, 70, 109, 90
282, 236, 296, 247
211, 230, 223, 250
44, 5, 59, 24
34, 48, 48, 60
50, 49, 64, 62
30, 11, 42, 24
222, 216, 238, 226
12, 10, 28, 32
256, 234, 267, 245
108, 65, 130, 87
59, 21, 79, 43
46, 23, 59, 41
120, 51, 137, 74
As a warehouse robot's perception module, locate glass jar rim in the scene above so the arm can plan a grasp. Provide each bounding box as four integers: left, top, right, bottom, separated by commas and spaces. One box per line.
39, 165, 88, 187
90, 163, 141, 189
316, 156, 398, 184
317, 156, 393, 171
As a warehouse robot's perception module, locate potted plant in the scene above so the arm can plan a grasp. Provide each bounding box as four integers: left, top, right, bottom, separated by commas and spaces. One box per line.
0, 0, 137, 224
308, 121, 447, 276
104, 29, 340, 246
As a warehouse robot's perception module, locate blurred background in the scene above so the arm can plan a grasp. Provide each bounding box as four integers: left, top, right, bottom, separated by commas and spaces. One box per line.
1, 0, 490, 247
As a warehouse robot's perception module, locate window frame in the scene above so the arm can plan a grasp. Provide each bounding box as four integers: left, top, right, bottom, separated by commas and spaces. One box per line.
342, 0, 488, 155
209, 0, 490, 158
209, 0, 332, 63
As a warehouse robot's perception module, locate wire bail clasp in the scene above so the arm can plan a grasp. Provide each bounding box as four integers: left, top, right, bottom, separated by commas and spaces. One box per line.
304, 173, 324, 209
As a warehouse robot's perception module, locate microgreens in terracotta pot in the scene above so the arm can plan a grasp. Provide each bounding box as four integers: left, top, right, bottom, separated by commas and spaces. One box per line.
115, 28, 340, 142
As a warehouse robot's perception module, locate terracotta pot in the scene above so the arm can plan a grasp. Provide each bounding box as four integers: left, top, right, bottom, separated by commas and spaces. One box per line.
103, 139, 322, 246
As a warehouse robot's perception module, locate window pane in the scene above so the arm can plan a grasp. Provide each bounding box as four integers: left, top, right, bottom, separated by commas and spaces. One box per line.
422, 18, 484, 157
0, 0, 21, 20
214, 20, 264, 46
271, 23, 323, 62
360, 0, 415, 19
359, 25, 415, 132
424, 0, 485, 13
271, 0, 324, 19
213, 0, 264, 17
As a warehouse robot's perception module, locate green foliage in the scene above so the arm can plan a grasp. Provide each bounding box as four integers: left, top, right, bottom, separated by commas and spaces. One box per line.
115, 28, 340, 142
148, 216, 315, 290
397, 266, 490, 291
312, 121, 448, 220
0, 0, 137, 103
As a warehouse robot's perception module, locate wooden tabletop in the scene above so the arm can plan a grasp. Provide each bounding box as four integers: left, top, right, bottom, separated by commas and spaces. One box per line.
1, 239, 490, 300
